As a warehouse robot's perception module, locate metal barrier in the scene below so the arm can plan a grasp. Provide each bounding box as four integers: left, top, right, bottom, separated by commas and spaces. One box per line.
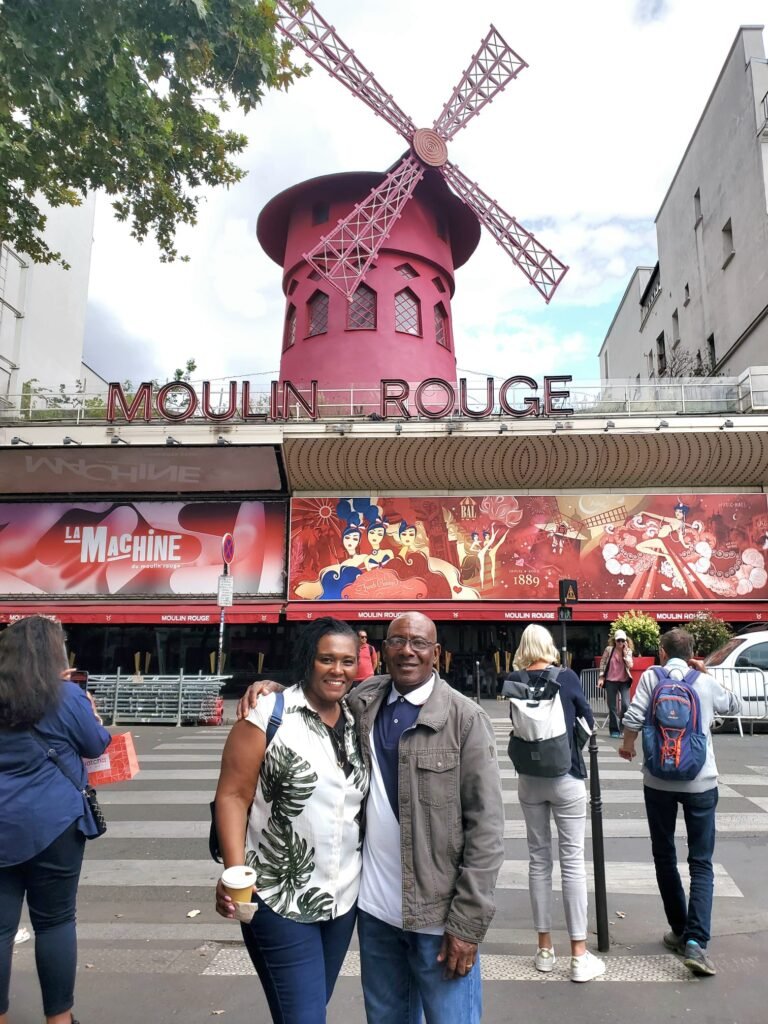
88, 671, 229, 726
707, 666, 768, 736
579, 668, 609, 728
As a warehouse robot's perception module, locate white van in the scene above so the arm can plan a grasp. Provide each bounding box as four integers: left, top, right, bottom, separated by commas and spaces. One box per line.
704, 626, 768, 731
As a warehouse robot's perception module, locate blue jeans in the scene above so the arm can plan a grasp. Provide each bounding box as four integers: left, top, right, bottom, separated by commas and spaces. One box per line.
605, 681, 630, 734
240, 895, 356, 1024
0, 820, 85, 1016
357, 910, 482, 1024
643, 785, 719, 947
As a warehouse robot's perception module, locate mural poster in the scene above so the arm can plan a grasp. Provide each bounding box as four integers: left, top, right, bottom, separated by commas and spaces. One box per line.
0, 501, 286, 597
289, 494, 768, 602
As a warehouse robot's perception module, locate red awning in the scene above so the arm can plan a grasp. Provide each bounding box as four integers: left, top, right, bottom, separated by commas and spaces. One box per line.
285, 601, 768, 624
0, 602, 283, 625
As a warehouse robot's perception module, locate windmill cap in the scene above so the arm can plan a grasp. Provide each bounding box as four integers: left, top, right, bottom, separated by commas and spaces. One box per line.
614, 630, 628, 640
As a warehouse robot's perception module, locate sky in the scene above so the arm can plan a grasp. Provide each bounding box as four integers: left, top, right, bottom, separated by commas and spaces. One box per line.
82, 0, 765, 389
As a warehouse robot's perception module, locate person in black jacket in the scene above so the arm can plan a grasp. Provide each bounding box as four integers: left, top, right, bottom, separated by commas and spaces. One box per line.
506, 624, 605, 983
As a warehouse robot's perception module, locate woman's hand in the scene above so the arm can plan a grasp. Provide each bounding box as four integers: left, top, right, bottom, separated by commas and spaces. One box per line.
85, 689, 104, 725
236, 680, 283, 721
215, 878, 236, 919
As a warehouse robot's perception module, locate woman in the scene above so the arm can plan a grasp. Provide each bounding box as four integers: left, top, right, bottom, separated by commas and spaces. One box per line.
214, 618, 368, 1024
0, 616, 111, 1024
507, 624, 605, 983
597, 629, 634, 737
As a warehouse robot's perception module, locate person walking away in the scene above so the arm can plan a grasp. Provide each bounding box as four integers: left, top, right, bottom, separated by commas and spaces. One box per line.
504, 624, 605, 982
619, 627, 742, 976
214, 618, 368, 1024
597, 629, 633, 737
353, 630, 378, 686
0, 616, 111, 1024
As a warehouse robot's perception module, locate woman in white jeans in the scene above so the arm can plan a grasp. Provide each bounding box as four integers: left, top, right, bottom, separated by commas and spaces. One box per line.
508, 625, 605, 983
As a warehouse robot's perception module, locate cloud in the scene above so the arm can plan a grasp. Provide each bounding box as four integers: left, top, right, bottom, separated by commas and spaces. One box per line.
634, 0, 670, 22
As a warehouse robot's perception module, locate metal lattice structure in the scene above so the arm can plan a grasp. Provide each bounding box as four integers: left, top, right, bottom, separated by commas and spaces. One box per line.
276, 2, 568, 302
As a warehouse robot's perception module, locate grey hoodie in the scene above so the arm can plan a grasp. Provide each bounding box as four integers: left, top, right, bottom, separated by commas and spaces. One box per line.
622, 658, 743, 793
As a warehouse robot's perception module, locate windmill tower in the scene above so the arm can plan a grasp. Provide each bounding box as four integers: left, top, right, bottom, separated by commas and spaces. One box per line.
258, 2, 568, 395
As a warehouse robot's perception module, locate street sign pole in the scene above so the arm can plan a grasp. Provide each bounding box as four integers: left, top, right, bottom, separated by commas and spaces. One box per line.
558, 579, 578, 669
217, 564, 228, 677
217, 533, 235, 677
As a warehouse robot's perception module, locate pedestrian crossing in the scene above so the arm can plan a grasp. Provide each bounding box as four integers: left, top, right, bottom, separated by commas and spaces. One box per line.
14, 710, 764, 985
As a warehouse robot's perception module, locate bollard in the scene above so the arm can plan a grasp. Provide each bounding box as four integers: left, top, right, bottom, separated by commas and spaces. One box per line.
588, 731, 610, 952
474, 660, 481, 705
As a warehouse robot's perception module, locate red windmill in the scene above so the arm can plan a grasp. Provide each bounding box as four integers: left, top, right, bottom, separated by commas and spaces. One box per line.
275, 1, 568, 303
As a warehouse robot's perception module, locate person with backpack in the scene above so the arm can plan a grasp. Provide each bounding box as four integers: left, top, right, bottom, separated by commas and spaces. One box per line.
503, 624, 605, 983
213, 618, 369, 1024
618, 627, 742, 977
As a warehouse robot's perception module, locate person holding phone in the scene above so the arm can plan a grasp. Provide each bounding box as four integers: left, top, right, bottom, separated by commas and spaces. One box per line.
597, 629, 634, 737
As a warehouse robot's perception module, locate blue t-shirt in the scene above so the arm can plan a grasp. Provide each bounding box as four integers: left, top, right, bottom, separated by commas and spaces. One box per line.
506, 667, 594, 779
0, 681, 111, 865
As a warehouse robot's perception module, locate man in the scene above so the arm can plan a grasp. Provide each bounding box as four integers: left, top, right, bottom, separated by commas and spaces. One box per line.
238, 612, 504, 1023
597, 628, 633, 737
353, 629, 378, 685
619, 628, 742, 976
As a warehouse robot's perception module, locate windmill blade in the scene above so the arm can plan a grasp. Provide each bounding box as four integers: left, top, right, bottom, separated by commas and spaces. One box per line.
303, 156, 425, 300
441, 160, 568, 302
433, 27, 528, 141
276, 0, 416, 141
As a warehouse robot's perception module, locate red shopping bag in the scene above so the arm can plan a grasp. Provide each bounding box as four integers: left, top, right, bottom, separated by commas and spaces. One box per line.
84, 732, 140, 785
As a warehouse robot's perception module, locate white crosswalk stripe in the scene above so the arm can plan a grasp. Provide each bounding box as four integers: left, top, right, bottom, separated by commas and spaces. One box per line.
71, 715, 767, 983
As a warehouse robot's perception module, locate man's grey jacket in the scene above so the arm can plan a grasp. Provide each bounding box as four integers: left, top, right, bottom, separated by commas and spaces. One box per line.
348, 673, 505, 943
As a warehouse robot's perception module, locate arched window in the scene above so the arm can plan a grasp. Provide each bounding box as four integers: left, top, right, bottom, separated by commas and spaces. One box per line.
283, 304, 296, 350
434, 302, 450, 349
307, 290, 329, 337
347, 283, 376, 330
395, 287, 421, 336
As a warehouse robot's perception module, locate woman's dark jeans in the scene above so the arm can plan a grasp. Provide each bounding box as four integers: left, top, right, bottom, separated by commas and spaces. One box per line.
241, 895, 357, 1023
0, 820, 85, 1016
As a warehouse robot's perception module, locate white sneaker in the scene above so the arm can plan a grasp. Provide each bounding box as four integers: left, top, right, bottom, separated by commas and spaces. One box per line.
570, 950, 606, 982
534, 947, 556, 972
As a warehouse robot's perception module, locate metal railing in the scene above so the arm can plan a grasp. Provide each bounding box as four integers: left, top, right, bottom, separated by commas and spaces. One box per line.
579, 668, 609, 727
88, 671, 229, 726
707, 666, 768, 736
3, 371, 767, 425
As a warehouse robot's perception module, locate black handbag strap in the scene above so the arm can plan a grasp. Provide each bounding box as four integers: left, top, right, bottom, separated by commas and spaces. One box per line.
29, 728, 88, 796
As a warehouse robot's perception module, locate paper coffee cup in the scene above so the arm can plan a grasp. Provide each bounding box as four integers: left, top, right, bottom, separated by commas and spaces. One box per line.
221, 865, 256, 903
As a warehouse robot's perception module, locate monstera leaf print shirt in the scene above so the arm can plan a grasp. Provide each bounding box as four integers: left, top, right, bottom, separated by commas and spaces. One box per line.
245, 686, 369, 923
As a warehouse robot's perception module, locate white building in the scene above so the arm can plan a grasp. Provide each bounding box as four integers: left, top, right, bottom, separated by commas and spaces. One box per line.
600, 26, 768, 385
0, 195, 107, 408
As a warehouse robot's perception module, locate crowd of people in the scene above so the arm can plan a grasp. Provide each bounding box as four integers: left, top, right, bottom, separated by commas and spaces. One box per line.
0, 613, 742, 1023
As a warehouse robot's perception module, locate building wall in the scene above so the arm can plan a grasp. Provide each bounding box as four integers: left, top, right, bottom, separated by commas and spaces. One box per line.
0, 195, 96, 402
601, 27, 768, 382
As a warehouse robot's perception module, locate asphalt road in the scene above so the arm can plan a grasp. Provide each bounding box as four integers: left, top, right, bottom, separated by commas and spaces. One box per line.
9, 700, 768, 1023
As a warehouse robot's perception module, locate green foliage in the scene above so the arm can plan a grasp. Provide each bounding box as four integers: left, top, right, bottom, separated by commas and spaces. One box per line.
685, 613, 733, 657
259, 744, 317, 824
255, 822, 315, 914
0, 0, 308, 265
610, 609, 661, 656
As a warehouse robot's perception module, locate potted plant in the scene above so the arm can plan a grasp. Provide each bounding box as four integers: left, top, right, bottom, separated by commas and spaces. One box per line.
685, 613, 732, 658
610, 610, 661, 697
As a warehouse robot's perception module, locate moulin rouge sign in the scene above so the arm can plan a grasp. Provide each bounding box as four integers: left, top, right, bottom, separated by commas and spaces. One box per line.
106, 376, 574, 423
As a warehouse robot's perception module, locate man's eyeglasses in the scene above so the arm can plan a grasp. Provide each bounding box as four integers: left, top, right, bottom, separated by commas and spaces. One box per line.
385, 637, 435, 652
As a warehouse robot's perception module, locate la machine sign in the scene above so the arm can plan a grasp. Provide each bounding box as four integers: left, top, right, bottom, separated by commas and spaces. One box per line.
106, 376, 573, 423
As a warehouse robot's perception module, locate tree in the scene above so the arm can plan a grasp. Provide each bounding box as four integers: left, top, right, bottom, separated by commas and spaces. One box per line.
0, 0, 308, 266
663, 347, 719, 378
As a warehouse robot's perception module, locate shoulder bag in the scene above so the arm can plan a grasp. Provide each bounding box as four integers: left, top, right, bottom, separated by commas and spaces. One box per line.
30, 729, 107, 838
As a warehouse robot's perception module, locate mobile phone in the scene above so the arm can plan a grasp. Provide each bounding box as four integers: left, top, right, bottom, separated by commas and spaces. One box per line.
69, 669, 89, 691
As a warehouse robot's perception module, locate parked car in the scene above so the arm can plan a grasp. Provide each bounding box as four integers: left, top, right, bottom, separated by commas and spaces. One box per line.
704, 629, 768, 730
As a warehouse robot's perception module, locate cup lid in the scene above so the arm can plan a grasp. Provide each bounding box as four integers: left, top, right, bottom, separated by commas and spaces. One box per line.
221, 865, 256, 886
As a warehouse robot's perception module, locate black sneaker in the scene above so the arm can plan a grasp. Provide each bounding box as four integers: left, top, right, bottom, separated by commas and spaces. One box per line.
683, 940, 716, 976
662, 931, 684, 955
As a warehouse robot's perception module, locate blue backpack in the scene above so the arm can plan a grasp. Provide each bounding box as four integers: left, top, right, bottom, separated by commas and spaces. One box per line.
642, 667, 707, 781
